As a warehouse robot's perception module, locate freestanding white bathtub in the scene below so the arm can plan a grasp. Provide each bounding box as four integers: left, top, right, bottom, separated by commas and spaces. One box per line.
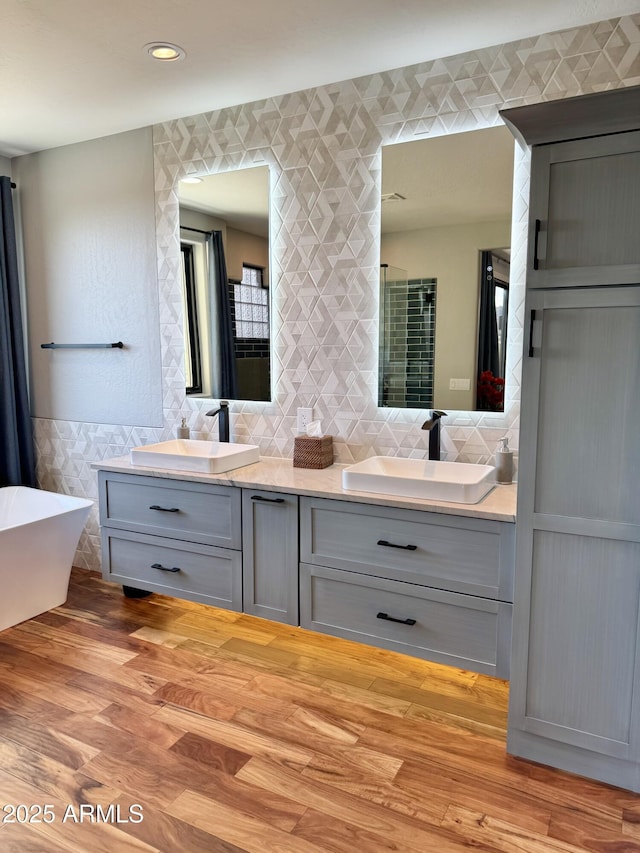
0, 486, 92, 632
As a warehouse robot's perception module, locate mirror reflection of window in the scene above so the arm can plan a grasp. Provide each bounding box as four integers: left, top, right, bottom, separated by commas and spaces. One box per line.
477, 248, 509, 411
234, 264, 269, 339
492, 250, 510, 382
179, 232, 214, 397
180, 243, 203, 394
380, 125, 514, 412
231, 263, 270, 401
495, 284, 508, 378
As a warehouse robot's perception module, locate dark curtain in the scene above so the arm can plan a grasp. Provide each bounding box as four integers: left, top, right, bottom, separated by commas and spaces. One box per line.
206, 230, 237, 399
0, 176, 36, 486
476, 250, 501, 411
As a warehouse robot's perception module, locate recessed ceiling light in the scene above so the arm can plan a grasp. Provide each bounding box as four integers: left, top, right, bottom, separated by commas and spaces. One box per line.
180, 176, 203, 184
144, 42, 186, 62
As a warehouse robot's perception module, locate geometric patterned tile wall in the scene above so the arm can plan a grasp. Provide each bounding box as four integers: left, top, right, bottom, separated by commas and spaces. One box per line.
36, 13, 640, 570
153, 12, 640, 462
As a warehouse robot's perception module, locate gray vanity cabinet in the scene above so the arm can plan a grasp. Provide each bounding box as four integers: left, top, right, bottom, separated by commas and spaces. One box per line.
503, 87, 640, 791
97, 469, 514, 672
241, 489, 299, 625
299, 496, 514, 678
98, 471, 243, 611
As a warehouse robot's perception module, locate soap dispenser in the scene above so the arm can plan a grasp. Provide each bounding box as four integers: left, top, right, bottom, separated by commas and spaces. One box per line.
495, 436, 513, 485
177, 417, 190, 440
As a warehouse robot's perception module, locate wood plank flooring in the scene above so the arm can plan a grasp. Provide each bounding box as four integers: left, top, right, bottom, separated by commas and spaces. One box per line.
0, 568, 638, 852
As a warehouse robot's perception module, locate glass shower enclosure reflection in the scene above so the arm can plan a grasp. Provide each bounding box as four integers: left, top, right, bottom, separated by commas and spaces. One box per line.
379, 265, 437, 408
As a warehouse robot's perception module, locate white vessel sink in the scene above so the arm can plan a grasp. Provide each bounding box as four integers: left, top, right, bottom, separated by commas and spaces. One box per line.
130, 439, 260, 474
342, 456, 495, 504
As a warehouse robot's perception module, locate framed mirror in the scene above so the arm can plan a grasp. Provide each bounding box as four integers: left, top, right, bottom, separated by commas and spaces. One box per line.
380, 125, 514, 411
178, 165, 271, 402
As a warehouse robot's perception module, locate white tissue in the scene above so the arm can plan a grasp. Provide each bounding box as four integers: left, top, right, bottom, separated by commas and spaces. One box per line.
306, 420, 323, 437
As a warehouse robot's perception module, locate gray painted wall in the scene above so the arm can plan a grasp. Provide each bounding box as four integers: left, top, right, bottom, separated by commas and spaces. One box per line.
13, 127, 163, 427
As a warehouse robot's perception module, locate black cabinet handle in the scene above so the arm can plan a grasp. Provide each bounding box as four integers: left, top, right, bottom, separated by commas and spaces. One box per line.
149, 505, 180, 512
377, 611, 416, 626
251, 495, 285, 503
533, 218, 541, 270
377, 539, 417, 551
151, 562, 181, 573
528, 309, 536, 358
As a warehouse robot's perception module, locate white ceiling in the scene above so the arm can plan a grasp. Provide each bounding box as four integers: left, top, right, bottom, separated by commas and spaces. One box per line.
2, 0, 637, 160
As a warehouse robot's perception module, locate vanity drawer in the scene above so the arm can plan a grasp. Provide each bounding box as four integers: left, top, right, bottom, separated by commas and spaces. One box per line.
300, 496, 514, 601
300, 563, 512, 678
98, 471, 241, 549
101, 527, 242, 611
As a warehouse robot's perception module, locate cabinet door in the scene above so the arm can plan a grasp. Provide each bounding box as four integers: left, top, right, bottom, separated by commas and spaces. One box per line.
511, 286, 640, 765
517, 530, 640, 758
527, 130, 640, 288
242, 489, 299, 625
524, 287, 640, 526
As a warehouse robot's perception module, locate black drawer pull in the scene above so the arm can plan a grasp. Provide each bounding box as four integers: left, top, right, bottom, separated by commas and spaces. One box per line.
533, 218, 541, 270
149, 505, 180, 513
151, 562, 181, 573
251, 495, 285, 503
528, 309, 536, 358
377, 611, 416, 626
377, 539, 417, 551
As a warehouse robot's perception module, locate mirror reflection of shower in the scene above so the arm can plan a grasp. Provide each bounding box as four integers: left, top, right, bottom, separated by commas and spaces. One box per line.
379, 264, 437, 408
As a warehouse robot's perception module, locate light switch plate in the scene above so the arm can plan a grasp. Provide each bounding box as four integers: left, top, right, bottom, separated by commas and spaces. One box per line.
449, 378, 471, 391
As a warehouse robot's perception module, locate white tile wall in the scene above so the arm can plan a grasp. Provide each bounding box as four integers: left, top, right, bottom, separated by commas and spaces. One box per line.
35, 13, 640, 570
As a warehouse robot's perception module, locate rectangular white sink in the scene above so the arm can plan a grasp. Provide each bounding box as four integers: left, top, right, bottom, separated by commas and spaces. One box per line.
130, 439, 260, 474
342, 456, 495, 504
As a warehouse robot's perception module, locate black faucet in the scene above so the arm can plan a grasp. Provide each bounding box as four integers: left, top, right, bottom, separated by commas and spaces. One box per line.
205, 400, 230, 442
421, 410, 447, 460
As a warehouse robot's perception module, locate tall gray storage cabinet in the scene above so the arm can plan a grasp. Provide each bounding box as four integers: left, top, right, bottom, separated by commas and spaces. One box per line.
502, 87, 640, 792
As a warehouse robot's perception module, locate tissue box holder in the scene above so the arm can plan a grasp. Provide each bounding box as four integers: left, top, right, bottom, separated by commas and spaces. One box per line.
293, 435, 334, 469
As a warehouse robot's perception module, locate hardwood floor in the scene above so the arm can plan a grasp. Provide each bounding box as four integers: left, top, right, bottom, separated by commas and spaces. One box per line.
0, 568, 638, 852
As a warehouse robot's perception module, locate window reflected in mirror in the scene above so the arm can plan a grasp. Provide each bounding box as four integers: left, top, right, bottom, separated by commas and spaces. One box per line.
477, 248, 510, 411
178, 165, 271, 402
180, 243, 203, 394
380, 125, 514, 411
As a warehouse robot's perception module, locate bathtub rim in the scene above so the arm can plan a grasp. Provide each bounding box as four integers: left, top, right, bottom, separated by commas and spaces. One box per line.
0, 485, 93, 531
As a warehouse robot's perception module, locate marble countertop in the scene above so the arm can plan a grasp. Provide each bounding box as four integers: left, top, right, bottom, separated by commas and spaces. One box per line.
93, 455, 517, 523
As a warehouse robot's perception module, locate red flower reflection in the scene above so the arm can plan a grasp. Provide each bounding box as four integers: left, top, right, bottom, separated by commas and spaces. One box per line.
477, 370, 505, 411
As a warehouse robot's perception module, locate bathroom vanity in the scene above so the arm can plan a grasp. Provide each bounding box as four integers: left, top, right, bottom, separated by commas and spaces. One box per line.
96, 458, 515, 678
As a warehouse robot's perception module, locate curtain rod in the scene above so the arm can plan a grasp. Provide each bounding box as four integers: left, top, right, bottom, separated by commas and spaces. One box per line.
181, 226, 213, 235
10, 182, 16, 189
